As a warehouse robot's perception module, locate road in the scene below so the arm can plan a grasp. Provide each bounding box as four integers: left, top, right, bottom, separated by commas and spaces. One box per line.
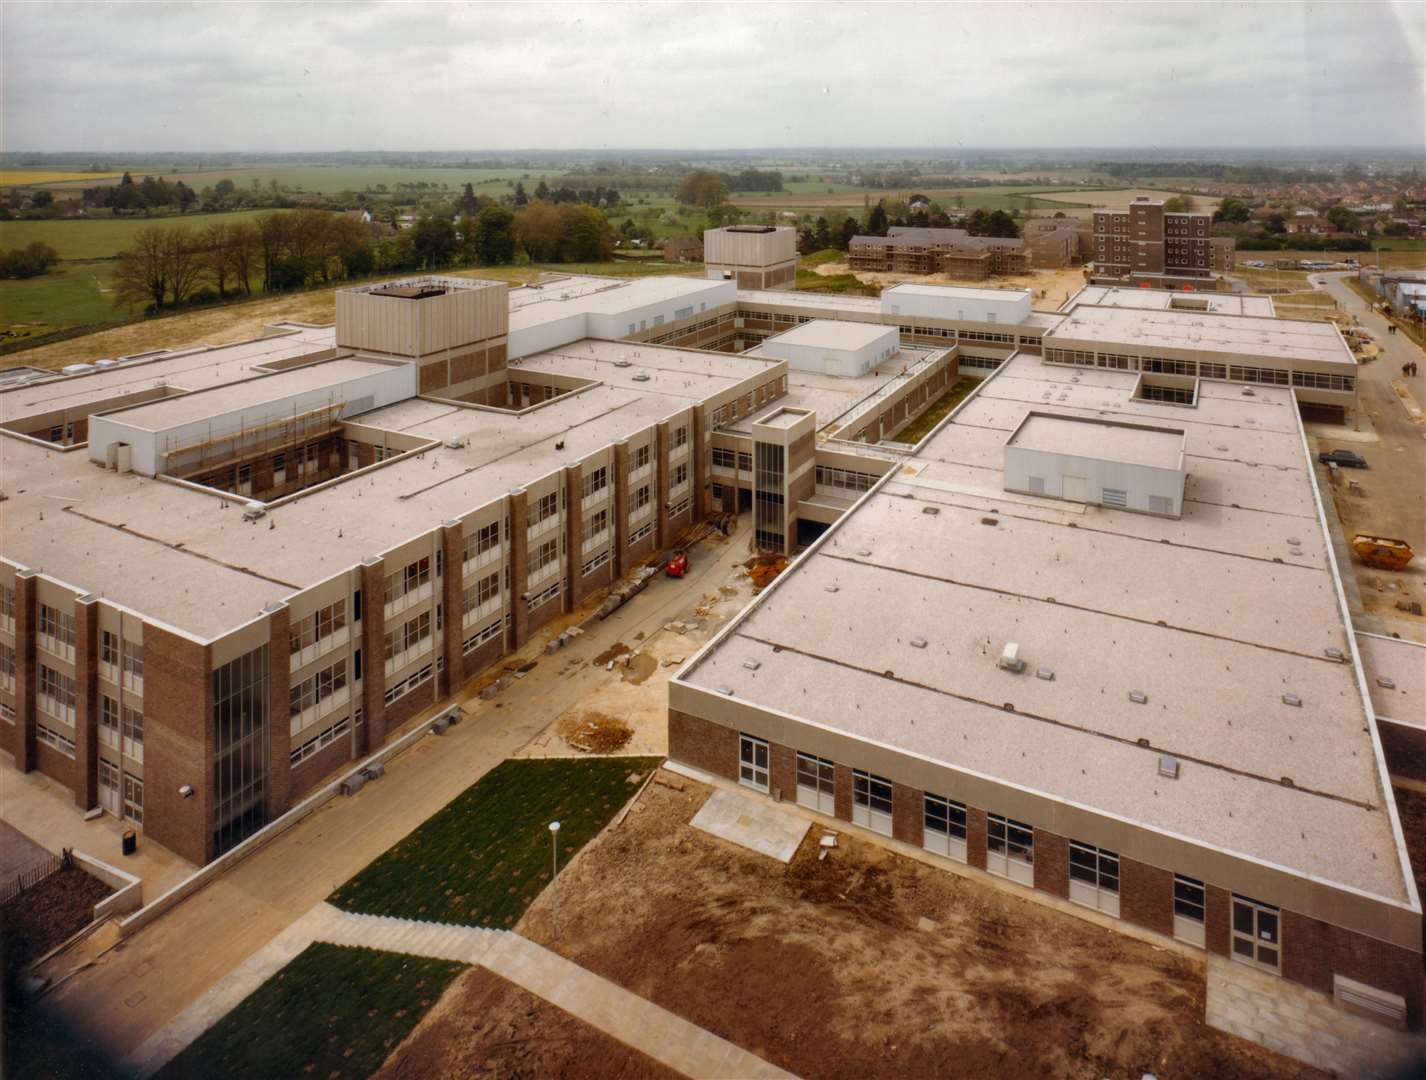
39, 522, 757, 1068
1313, 272, 1425, 640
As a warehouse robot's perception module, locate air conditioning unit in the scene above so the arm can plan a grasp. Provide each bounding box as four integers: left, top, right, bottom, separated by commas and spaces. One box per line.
361, 762, 386, 781
445, 436, 466, 449
613, 359, 634, 368
431, 717, 451, 735
340, 773, 366, 797
242, 503, 267, 522
998, 642, 1025, 674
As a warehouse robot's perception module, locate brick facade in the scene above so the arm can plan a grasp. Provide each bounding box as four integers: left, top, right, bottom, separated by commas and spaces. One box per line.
769, 742, 796, 803
965, 806, 988, 870
833, 763, 854, 822
1205, 884, 1232, 957
1032, 828, 1069, 899
892, 781, 923, 847
1282, 911, 1426, 1028
72, 596, 99, 810
1119, 856, 1174, 938
667, 708, 736, 781
265, 606, 292, 820
142, 625, 212, 865
12, 572, 37, 772
359, 557, 387, 754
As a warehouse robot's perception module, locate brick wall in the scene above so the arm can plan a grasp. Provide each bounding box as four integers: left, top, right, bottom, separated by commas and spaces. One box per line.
142, 624, 212, 866
966, 806, 988, 870
563, 467, 584, 613
440, 524, 464, 699
667, 708, 736, 781
1206, 884, 1232, 957
460, 631, 505, 683
508, 489, 530, 649
13, 572, 37, 771
769, 742, 795, 802
35, 741, 76, 788
1119, 856, 1174, 937
359, 558, 387, 753
892, 782, 923, 847
265, 606, 292, 819
613, 443, 630, 579
287, 723, 357, 800
1033, 828, 1069, 898
655, 423, 671, 549
72, 597, 99, 810
833, 763, 853, 822
1379, 721, 1426, 783
1282, 911, 1426, 1028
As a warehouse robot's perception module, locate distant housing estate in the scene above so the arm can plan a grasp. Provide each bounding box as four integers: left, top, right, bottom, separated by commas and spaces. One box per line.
849, 226, 1029, 279
1093, 196, 1236, 288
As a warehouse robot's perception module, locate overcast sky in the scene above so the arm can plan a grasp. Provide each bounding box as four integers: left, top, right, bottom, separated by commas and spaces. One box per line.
3, 1, 1423, 154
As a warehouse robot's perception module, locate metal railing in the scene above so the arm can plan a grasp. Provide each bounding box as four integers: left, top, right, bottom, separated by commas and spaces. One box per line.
0, 850, 65, 907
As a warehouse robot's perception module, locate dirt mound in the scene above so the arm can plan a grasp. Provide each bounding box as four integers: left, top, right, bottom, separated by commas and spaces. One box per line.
375, 966, 677, 1080
745, 554, 788, 591
558, 711, 635, 754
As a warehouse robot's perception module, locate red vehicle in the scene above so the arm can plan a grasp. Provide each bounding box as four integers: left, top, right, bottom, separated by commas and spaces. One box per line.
666, 551, 689, 578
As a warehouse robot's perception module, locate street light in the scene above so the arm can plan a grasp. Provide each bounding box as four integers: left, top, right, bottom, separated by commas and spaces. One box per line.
548, 820, 561, 944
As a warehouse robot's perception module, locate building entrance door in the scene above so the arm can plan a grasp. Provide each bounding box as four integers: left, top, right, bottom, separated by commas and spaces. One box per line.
1063, 474, 1088, 502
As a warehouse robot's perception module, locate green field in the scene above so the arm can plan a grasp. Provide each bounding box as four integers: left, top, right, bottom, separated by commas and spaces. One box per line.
894, 377, 980, 444
157, 943, 464, 1080
0, 260, 120, 341
329, 757, 660, 929
0, 209, 294, 261
34, 164, 546, 193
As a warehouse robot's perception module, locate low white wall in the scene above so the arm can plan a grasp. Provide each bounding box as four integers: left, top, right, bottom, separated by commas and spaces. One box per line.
73, 851, 144, 919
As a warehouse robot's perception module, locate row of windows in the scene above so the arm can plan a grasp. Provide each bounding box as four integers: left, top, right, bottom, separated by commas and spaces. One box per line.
463, 571, 501, 615
463, 616, 506, 655
629, 522, 653, 545
290, 714, 352, 767
527, 579, 562, 611
386, 556, 432, 602
583, 508, 610, 546
582, 549, 611, 577
39, 604, 76, 651
38, 664, 76, 723
0, 642, 13, 686
0, 585, 14, 623
463, 521, 502, 564
290, 600, 347, 655
532, 491, 560, 526
290, 658, 348, 719
99, 633, 145, 687
581, 466, 609, 501
749, 736, 1259, 958
384, 610, 431, 662
38, 723, 76, 758
99, 695, 144, 759
384, 662, 432, 706
814, 465, 881, 493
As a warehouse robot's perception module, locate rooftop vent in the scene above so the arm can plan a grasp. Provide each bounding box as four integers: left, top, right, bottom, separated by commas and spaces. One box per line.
445, 435, 466, 449
1241, 387, 1256, 396
1325, 647, 1345, 661
922, 506, 940, 516
718, 686, 735, 696
743, 658, 761, 671
824, 584, 839, 593
1158, 755, 1181, 779
242, 503, 267, 522
857, 548, 872, 557
910, 636, 928, 649
631, 372, 651, 382
1129, 689, 1148, 704
1036, 665, 1055, 681
613, 359, 633, 368
998, 642, 1025, 674
980, 517, 999, 527
1282, 692, 1302, 707
1377, 676, 1397, 690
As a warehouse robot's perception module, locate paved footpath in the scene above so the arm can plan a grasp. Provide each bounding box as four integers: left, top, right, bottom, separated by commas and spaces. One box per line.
126, 903, 794, 1080
43, 525, 754, 1067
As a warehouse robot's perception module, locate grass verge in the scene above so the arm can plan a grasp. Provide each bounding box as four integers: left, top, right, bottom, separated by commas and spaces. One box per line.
893, 376, 980, 444
795, 268, 879, 296
157, 943, 463, 1080
329, 756, 662, 928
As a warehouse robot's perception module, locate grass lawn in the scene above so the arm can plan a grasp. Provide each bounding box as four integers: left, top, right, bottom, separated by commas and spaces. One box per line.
795, 268, 879, 296
157, 943, 463, 1080
894, 376, 980, 444
0, 209, 296, 261
0, 260, 120, 338
329, 757, 661, 928
800, 248, 845, 267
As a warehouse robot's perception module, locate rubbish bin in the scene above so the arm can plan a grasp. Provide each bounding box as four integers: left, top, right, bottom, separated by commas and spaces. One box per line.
122, 829, 137, 856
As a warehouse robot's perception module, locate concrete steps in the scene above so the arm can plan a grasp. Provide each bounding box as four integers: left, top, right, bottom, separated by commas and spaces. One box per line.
319, 909, 497, 965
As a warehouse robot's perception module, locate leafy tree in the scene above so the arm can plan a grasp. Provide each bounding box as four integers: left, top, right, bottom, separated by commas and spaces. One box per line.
215, 179, 236, 197
867, 201, 888, 236
471, 205, 516, 265
513, 181, 528, 207
412, 214, 458, 268
836, 217, 859, 251
1265, 212, 1287, 235
814, 217, 831, 250
706, 202, 743, 228
29, 190, 54, 209
457, 182, 479, 216
0, 241, 60, 279
678, 170, 729, 209
1162, 196, 1187, 213
1213, 197, 1252, 224
1326, 205, 1357, 233
797, 229, 819, 255
534, 180, 550, 201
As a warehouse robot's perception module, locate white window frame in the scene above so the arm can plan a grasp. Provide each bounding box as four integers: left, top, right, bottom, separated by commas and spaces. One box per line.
738, 733, 769, 792
987, 813, 1034, 885
795, 752, 835, 814
1231, 894, 1281, 974
852, 769, 893, 836
923, 793, 968, 863
1068, 841, 1120, 917
1174, 874, 1207, 948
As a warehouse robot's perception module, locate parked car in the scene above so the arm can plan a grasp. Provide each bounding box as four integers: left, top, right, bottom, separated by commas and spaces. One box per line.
1318, 449, 1368, 469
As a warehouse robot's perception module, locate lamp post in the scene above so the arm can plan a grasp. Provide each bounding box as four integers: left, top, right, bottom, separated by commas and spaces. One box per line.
548, 820, 561, 944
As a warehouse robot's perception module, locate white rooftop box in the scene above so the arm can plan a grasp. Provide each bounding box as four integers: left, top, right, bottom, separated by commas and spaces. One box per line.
1003, 411, 1187, 518
758, 319, 898, 379
881, 283, 1032, 326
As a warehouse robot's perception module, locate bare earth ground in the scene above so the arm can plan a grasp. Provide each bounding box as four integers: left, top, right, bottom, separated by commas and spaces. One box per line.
514, 774, 1319, 1080
1392, 787, 1426, 901
1, 864, 112, 969
811, 260, 1089, 310
374, 966, 680, 1080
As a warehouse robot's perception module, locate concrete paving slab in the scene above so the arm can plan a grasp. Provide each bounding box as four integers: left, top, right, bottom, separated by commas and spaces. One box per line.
690, 787, 811, 863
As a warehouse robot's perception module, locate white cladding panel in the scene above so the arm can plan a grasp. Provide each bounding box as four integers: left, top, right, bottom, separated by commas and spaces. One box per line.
882, 284, 1032, 325
704, 227, 797, 268
88, 364, 416, 476
1003, 443, 1186, 517
759, 324, 899, 378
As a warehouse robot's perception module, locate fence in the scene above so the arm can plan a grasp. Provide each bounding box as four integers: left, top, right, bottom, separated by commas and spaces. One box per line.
0, 851, 64, 906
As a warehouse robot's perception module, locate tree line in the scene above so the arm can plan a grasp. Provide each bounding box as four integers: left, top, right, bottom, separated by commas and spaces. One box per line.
0, 241, 60, 279
110, 202, 615, 313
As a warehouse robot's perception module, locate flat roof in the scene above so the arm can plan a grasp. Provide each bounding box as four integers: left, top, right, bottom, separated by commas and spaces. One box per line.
1357, 632, 1426, 729
510, 338, 777, 402
681, 350, 1408, 904
883, 282, 1032, 305
736, 289, 882, 314
1065, 286, 1276, 318
763, 319, 895, 352
0, 326, 337, 427
507, 275, 724, 333
1006, 412, 1185, 470
106, 357, 398, 431
756, 407, 811, 430
1047, 305, 1354, 366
